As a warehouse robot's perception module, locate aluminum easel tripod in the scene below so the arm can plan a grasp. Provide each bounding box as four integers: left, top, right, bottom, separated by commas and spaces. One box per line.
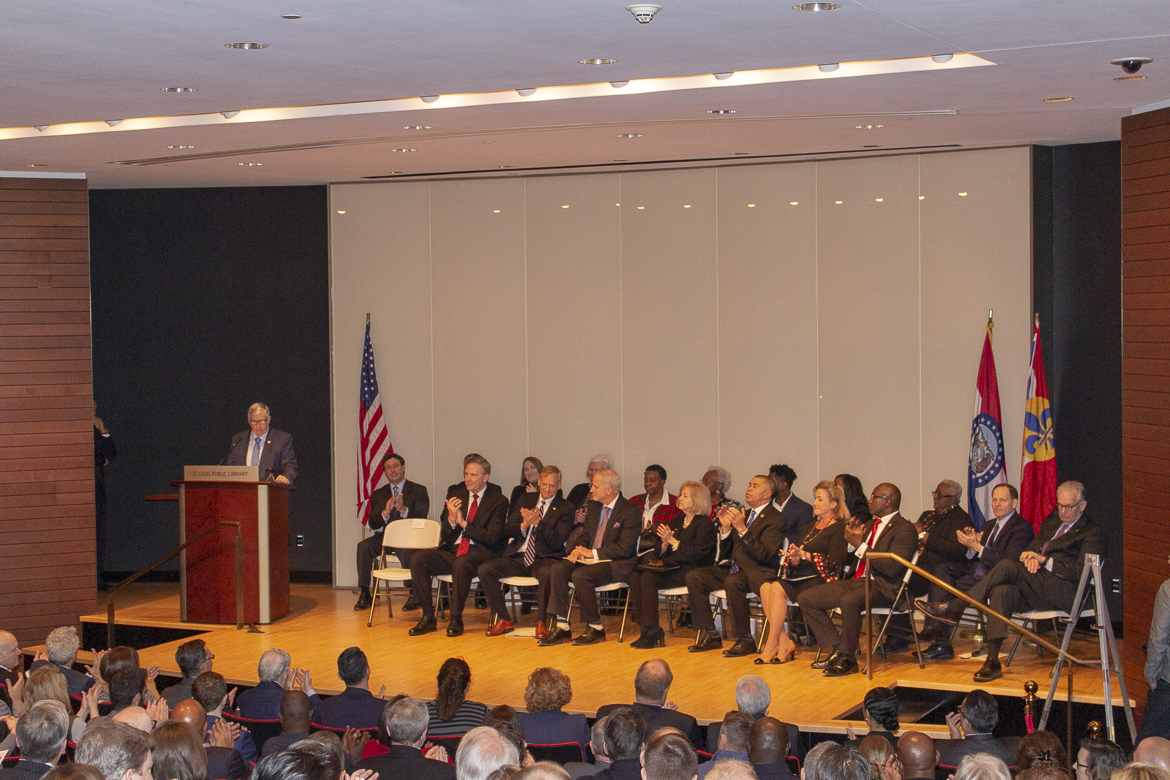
1038, 554, 1136, 743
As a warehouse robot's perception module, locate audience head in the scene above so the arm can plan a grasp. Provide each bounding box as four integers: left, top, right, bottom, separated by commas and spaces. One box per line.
678, 481, 713, 518
337, 646, 370, 687
735, 675, 770, 717
643, 730, 698, 780
933, 480, 963, 511
521, 457, 545, 487
45, 626, 82, 667
704, 467, 732, 500
1016, 731, 1068, 772
280, 689, 314, 733
857, 735, 893, 780
253, 751, 319, 780
457, 725, 521, 780
514, 763, 570, 780
587, 455, 616, 481
539, 467, 563, 499
99, 646, 141, 686
862, 687, 900, 732
634, 659, 673, 705
191, 671, 228, 713
768, 464, 797, 495
896, 731, 937, 777
483, 706, 528, 766
15, 699, 70, 763
1056, 481, 1087, 526
290, 733, 345, 780
1135, 738, 1170, 772
644, 465, 668, 496
169, 699, 207, 731
869, 483, 901, 514
590, 716, 610, 762
604, 707, 647, 762
1112, 766, 1170, 780
108, 667, 147, 710
378, 695, 427, 748
113, 707, 154, 733
834, 474, 869, 520
703, 760, 758, 780
76, 720, 154, 780
959, 690, 998, 734
524, 667, 572, 713
150, 720, 208, 780
1076, 739, 1127, 780
1017, 766, 1073, 780
746, 475, 777, 507
174, 639, 212, 679
0, 630, 19, 671
26, 665, 71, 710
747, 717, 789, 766
953, 753, 1012, 780
804, 743, 868, 780
718, 711, 754, 754
591, 469, 622, 503
436, 657, 473, 721
257, 648, 292, 682
812, 481, 850, 522
465, 457, 492, 492
43, 766, 106, 780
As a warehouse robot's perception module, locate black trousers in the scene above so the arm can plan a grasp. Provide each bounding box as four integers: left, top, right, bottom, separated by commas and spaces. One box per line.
965, 558, 1077, 642
628, 568, 688, 630
797, 577, 899, 655
923, 560, 978, 635
409, 546, 496, 620
685, 566, 732, 634
478, 555, 560, 622
549, 559, 624, 626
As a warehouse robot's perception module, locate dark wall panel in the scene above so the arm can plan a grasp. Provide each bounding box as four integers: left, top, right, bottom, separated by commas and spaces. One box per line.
89, 186, 331, 574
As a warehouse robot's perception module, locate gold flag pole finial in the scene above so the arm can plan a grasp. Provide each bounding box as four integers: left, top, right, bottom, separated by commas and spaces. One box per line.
366, 312, 371, 324
1034, 312, 1040, 327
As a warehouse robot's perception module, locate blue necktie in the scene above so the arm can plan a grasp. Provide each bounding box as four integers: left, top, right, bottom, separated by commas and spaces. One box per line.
250, 436, 262, 467
729, 508, 759, 574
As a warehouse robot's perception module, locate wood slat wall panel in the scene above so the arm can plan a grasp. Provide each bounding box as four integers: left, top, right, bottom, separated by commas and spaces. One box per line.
0, 176, 95, 645
1122, 107, 1170, 714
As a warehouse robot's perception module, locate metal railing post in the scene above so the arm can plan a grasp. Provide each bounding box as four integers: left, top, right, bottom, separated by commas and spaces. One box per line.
865, 565, 873, 681
235, 527, 244, 631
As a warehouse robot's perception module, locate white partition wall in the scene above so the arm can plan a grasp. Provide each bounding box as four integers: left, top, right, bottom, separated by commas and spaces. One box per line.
329, 147, 1032, 587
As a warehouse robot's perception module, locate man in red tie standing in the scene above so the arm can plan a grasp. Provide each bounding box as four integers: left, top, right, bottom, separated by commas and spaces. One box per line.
407, 455, 508, 637
797, 483, 918, 677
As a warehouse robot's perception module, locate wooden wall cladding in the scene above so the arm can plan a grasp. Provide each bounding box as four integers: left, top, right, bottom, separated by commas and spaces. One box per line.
0, 176, 95, 645
1122, 107, 1170, 712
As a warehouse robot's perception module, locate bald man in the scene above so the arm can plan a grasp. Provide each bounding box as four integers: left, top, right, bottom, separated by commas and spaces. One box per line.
895, 732, 938, 780
748, 717, 795, 780
112, 707, 154, 733
1134, 738, 1170, 772
262, 690, 313, 757
172, 699, 249, 780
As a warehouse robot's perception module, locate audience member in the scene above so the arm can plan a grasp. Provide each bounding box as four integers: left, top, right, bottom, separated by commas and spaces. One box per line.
643, 730, 698, 780
630, 465, 681, 536
0, 631, 21, 690
290, 732, 348, 780
358, 694, 455, 780
485, 705, 535, 768
703, 760, 757, 780
458, 725, 522, 780
596, 661, 702, 749
93, 647, 157, 706
768, 464, 814, 543
253, 750, 323, 780
1113, 766, 1170, 780
42, 767, 105, 780
20, 666, 86, 741
87, 668, 146, 730
112, 707, 154, 733
1143, 553, 1170, 743
262, 690, 313, 757
161, 640, 213, 708
171, 699, 249, 780
594, 708, 646, 780
804, 743, 868, 780
936, 690, 1018, 769
516, 763, 572, 780
1135, 738, 1170, 772
428, 658, 489, 737
510, 457, 545, 508
952, 753, 1012, 780
893, 732, 937, 780
564, 716, 610, 779
32, 627, 95, 697
706, 676, 771, 753
834, 476, 871, 525
237, 648, 319, 720
192, 671, 257, 763
566, 455, 615, 511
1, 700, 69, 780
516, 668, 589, 752
857, 735, 893, 780
1015, 731, 1068, 773
1016, 766, 1073, 780
698, 712, 753, 779
1075, 738, 1126, 780
75, 720, 153, 780
848, 688, 900, 748
702, 467, 736, 519
312, 647, 385, 729
748, 717, 794, 780
151, 720, 209, 780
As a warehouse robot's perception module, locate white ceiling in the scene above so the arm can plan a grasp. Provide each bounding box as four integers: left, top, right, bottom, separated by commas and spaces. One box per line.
2, 0, 1167, 188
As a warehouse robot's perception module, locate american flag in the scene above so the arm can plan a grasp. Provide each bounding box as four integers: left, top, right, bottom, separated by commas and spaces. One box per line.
357, 317, 392, 525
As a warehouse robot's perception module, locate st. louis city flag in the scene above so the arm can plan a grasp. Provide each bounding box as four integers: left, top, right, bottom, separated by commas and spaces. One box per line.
357, 316, 392, 526
968, 316, 1007, 530
1019, 316, 1056, 531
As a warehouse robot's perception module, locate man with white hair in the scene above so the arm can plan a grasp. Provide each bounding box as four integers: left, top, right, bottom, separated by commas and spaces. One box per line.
3, 700, 70, 780
32, 626, 94, 697
225, 402, 298, 484
75, 720, 155, 780
706, 676, 772, 752
567, 454, 616, 512
456, 725, 520, 780
356, 695, 454, 780
236, 648, 320, 720
0, 630, 22, 718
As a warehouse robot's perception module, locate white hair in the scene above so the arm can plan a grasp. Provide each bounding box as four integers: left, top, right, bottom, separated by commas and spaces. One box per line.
248, 402, 270, 418
735, 675, 770, 715
708, 466, 732, 493
456, 726, 521, 780
954, 753, 1012, 780
257, 648, 291, 682
45, 626, 81, 666
705, 758, 759, 780
590, 454, 615, 470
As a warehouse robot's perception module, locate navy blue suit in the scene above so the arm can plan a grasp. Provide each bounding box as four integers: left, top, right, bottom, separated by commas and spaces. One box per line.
312, 686, 386, 730
227, 428, 298, 483
516, 710, 590, 750
777, 493, 815, 545
236, 680, 322, 721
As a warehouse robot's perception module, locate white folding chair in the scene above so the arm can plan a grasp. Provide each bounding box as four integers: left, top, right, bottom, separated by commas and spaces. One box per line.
499, 575, 541, 636
659, 586, 689, 635
366, 518, 441, 627
567, 581, 631, 641
1005, 606, 1096, 667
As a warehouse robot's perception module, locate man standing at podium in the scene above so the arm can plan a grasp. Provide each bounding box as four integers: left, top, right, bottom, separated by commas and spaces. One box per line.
227, 402, 298, 484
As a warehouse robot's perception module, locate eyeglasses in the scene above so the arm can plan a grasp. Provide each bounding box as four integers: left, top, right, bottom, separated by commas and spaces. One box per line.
1057, 500, 1084, 511
870, 494, 893, 502
248, 418, 268, 426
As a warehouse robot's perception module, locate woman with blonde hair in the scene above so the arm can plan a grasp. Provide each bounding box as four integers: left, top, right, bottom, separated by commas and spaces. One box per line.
859, 734, 894, 780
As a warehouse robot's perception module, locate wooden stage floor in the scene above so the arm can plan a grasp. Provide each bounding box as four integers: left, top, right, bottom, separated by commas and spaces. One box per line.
85, 583, 1127, 735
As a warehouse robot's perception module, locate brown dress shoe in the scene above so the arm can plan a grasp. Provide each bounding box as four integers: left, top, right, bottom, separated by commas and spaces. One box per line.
486, 619, 515, 636
534, 620, 550, 640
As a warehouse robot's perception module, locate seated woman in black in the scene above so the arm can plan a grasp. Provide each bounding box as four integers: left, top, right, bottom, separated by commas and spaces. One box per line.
627, 480, 717, 649
509, 456, 544, 509
755, 480, 849, 664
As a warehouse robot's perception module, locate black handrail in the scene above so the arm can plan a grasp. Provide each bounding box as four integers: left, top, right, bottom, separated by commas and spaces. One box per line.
106, 521, 243, 647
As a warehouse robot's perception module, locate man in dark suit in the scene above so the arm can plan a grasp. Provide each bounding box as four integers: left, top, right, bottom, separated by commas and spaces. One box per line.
686, 475, 787, 656
93, 400, 116, 588
922, 480, 1102, 683
912, 479, 973, 646
1, 700, 68, 780
479, 465, 575, 639
769, 464, 814, 543
539, 468, 641, 646
172, 699, 250, 780
311, 647, 386, 729
260, 690, 312, 757
644, 730, 699, 780
354, 452, 431, 611
595, 660, 703, 749
32, 626, 94, 698
917, 483, 1034, 661
226, 402, 298, 483
749, 717, 797, 780
356, 695, 455, 780
237, 648, 321, 720
592, 707, 647, 780
798, 483, 919, 677
934, 690, 1019, 771
408, 456, 507, 637
76, 718, 158, 780
444, 453, 504, 498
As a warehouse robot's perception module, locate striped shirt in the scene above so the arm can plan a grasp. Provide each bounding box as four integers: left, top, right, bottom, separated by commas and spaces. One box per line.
426, 699, 489, 737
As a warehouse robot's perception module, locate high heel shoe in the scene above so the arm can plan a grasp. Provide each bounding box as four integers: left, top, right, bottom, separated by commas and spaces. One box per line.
630, 627, 665, 649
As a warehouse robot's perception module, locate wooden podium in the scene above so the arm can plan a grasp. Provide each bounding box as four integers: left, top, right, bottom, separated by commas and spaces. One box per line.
175, 466, 291, 624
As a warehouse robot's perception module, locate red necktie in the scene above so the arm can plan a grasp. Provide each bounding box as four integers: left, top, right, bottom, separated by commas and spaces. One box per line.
456, 495, 479, 556
854, 522, 882, 579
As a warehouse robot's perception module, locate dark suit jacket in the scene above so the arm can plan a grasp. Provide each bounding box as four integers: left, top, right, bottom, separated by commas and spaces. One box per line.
755, 763, 798, 780
777, 493, 815, 545
567, 482, 592, 509
0, 760, 56, 780
517, 709, 590, 749
312, 686, 387, 730
446, 481, 503, 498
594, 758, 643, 780
730, 503, 787, 577
861, 514, 919, 594
369, 479, 431, 534
261, 730, 308, 757
657, 513, 719, 570
578, 497, 642, 580
29, 660, 93, 698
161, 676, 197, 708
594, 702, 703, 749
918, 505, 973, 565
205, 746, 249, 780
504, 491, 574, 559
227, 428, 298, 483
236, 679, 322, 721
437, 486, 508, 555
1028, 512, 1102, 583
357, 744, 457, 780
94, 426, 116, 483
936, 734, 1020, 771
973, 512, 1035, 578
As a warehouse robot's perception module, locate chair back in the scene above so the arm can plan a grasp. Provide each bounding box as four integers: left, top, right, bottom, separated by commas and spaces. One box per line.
697, 750, 714, 764
383, 518, 442, 550
900, 549, 921, 584
427, 733, 462, 760
529, 742, 586, 764
224, 713, 283, 747
309, 722, 378, 738
362, 740, 390, 760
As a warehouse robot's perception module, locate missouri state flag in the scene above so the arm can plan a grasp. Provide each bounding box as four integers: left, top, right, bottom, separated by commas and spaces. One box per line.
968, 317, 1008, 530
1019, 317, 1056, 531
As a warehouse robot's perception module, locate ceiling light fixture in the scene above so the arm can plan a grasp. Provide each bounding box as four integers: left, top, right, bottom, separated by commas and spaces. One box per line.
390, 148, 416, 152
516, 88, 537, 97
161, 87, 196, 93
707, 109, 737, 114
610, 81, 629, 89
1115, 75, 1147, 81
561, 205, 570, 208
747, 203, 756, 207
618, 133, 643, 138
225, 42, 268, 49
818, 63, 840, 73
875, 198, 884, 202
714, 72, 734, 80
637, 205, 645, 209
793, 3, 840, 10
580, 58, 617, 65
168, 145, 195, 149
627, 4, 661, 23
336, 210, 346, 214
834, 200, 843, 204
404, 125, 432, 130
281, 13, 301, 19
420, 96, 440, 103
919, 195, 925, 200
33, 125, 49, 132
931, 54, 954, 63
105, 120, 123, 127
1044, 97, 1073, 102
958, 192, 968, 196
856, 124, 883, 129
683, 204, 692, 208
790, 201, 799, 205
238, 162, 263, 166
221, 110, 240, 118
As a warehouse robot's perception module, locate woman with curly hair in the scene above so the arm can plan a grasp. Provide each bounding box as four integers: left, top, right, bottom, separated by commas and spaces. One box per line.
515, 668, 589, 753
427, 658, 488, 737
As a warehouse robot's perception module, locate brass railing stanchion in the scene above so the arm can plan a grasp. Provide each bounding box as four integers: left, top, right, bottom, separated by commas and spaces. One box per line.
865, 565, 873, 681
235, 528, 244, 631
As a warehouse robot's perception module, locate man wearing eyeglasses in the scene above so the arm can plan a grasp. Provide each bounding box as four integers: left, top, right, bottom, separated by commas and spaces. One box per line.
226, 402, 298, 484
922, 480, 1102, 683
911, 480, 972, 648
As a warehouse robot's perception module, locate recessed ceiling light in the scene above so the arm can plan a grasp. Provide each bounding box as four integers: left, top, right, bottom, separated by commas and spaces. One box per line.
834, 200, 843, 204
793, 2, 840, 9
161, 87, 196, 93
637, 206, 645, 210
168, 145, 195, 149
336, 210, 346, 214
958, 192, 968, 196
390, 148, 416, 152
615, 203, 621, 206
580, 58, 618, 65
683, 204, 692, 208
918, 195, 925, 200
713, 72, 734, 80
618, 133, 643, 138
225, 42, 268, 49
875, 198, 884, 202
818, 63, 840, 73
238, 162, 263, 166
221, 110, 240, 119
420, 96, 440, 103
33, 125, 49, 132
610, 81, 630, 89
404, 125, 432, 130
493, 210, 501, 213
707, 109, 737, 114
1115, 75, 1146, 81
747, 203, 756, 208
26, 163, 44, 167
856, 124, 883, 129
561, 205, 570, 209
281, 13, 301, 20
931, 54, 955, 64
105, 119, 123, 127
1044, 97, 1073, 102
790, 201, 799, 206
516, 88, 537, 97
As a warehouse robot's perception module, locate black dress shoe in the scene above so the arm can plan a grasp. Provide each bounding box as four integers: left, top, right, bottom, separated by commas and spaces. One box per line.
408, 616, 437, 636
689, 631, 723, 653
539, 627, 572, 646
354, 591, 372, 611
446, 619, 465, 637
722, 638, 758, 658
810, 649, 840, 670
630, 627, 665, 649
572, 626, 606, 645
677, 612, 692, 629
823, 654, 859, 677
874, 636, 908, 655
916, 627, 944, 643
973, 659, 1002, 682
401, 597, 421, 612
917, 642, 955, 661
917, 599, 961, 625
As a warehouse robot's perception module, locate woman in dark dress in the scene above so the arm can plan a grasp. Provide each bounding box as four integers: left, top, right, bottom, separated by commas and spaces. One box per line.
628, 481, 718, 649
835, 473, 871, 524
509, 456, 544, 508
755, 480, 850, 664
